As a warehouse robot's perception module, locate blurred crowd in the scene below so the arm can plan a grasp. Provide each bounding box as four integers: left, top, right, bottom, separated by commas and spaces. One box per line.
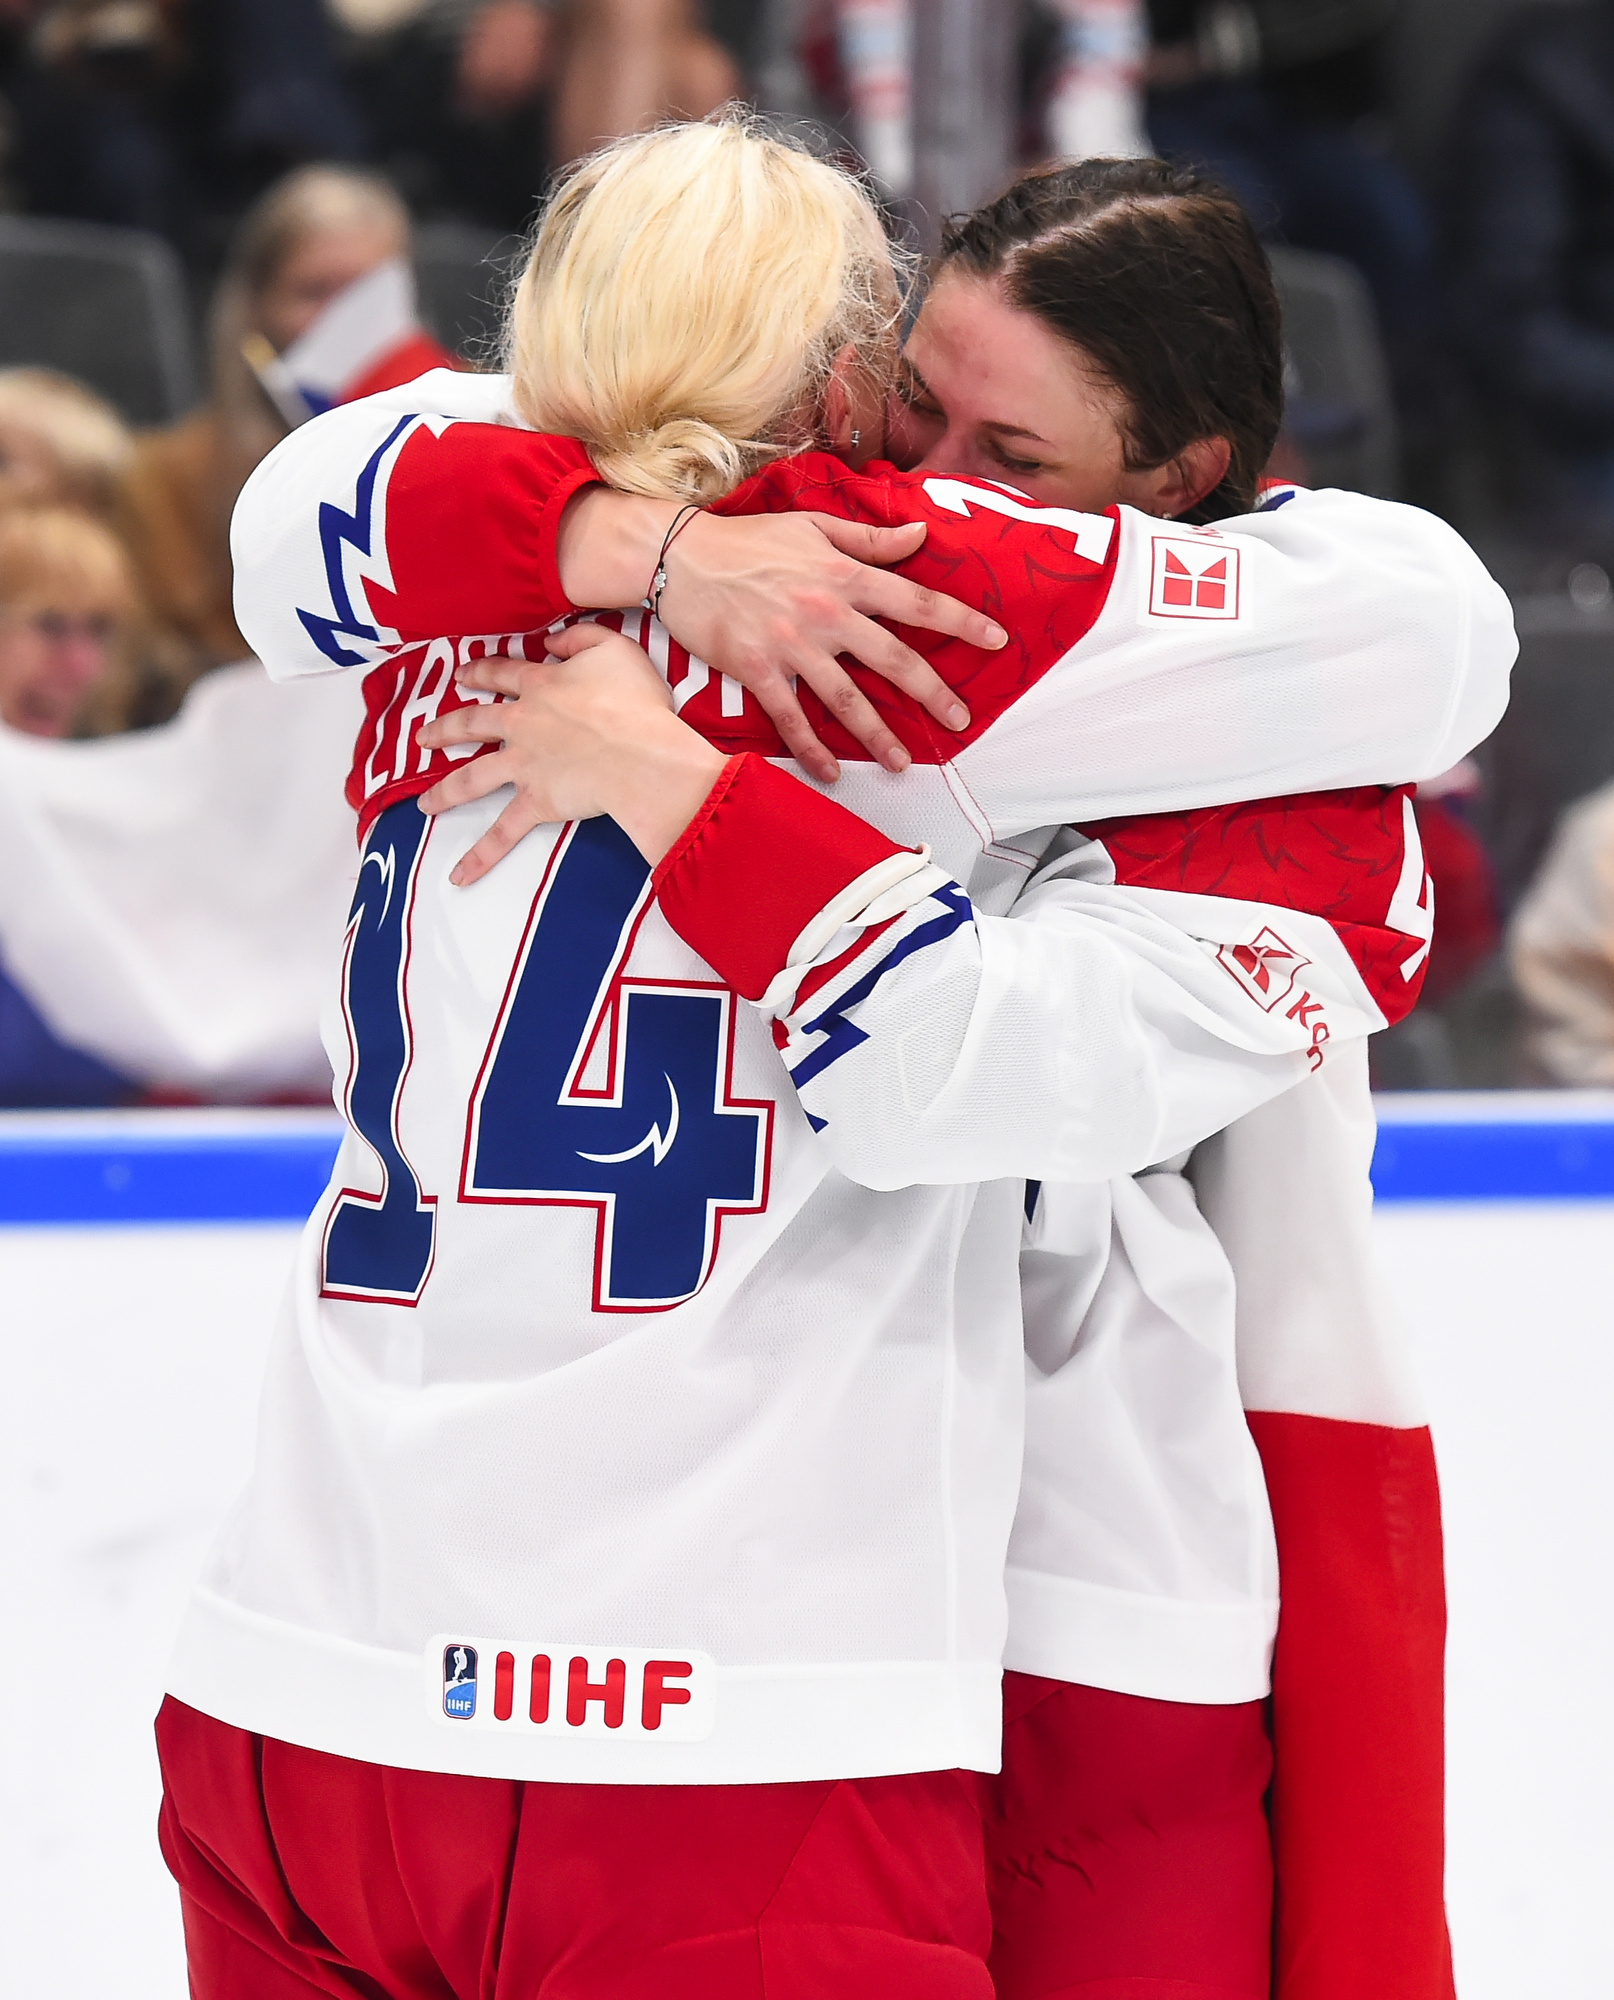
3, 0, 1614, 1101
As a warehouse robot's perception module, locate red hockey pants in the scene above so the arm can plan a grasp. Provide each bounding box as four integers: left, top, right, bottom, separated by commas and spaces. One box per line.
155, 1696, 994, 2000
985, 1674, 1275, 2000
159, 1679, 1275, 2000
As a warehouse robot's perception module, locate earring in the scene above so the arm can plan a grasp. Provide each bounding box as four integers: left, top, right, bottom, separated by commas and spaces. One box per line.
851, 428, 861, 451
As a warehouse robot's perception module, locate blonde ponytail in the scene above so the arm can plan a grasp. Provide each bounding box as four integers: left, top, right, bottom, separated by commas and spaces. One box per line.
505, 111, 908, 503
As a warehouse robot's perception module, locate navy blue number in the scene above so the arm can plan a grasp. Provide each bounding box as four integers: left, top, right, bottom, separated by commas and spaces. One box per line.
322, 803, 437, 1302
465, 816, 769, 1308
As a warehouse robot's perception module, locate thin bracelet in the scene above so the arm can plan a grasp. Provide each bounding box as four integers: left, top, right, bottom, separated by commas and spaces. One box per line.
647, 503, 703, 623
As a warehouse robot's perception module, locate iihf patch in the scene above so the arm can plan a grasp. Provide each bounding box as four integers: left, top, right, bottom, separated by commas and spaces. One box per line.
426, 1636, 718, 1740
442, 1643, 478, 1719
1216, 927, 1309, 1012
1149, 535, 1240, 619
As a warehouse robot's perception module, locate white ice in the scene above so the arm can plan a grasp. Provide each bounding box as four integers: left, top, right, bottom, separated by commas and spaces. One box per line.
2, 1201, 1611, 1996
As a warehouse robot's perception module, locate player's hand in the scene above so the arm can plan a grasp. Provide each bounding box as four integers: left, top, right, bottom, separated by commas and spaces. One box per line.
416, 626, 725, 886
653, 510, 1003, 782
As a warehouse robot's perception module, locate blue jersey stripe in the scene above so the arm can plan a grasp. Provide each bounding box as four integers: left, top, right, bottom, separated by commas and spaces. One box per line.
789, 887, 974, 1095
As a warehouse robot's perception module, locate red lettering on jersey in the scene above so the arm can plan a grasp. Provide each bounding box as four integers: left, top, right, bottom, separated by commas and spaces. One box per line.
567, 1656, 627, 1728
641, 1660, 695, 1731
430, 1639, 714, 1738
529, 1654, 552, 1724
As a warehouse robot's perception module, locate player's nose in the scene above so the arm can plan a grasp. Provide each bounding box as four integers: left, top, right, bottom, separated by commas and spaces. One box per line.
910, 432, 970, 477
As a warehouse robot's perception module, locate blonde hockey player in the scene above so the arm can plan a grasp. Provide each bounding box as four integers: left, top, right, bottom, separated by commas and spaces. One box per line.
163, 121, 1510, 2000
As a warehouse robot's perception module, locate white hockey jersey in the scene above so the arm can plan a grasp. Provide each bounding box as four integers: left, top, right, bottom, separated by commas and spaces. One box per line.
166, 375, 1515, 1784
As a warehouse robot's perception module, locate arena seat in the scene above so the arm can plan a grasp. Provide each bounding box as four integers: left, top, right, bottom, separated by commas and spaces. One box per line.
1475, 603, 1614, 913
1383, 589, 1614, 1090
1268, 244, 1400, 498
413, 221, 522, 365
0, 215, 199, 424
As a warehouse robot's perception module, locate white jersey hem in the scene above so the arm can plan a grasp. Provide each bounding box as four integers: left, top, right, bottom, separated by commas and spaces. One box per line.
166, 1588, 1005, 1784
1003, 1565, 1276, 1704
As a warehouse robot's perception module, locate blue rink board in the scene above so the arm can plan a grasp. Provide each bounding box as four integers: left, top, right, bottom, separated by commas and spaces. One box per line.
1, 1101, 1613, 1223
0, 1121, 344, 1224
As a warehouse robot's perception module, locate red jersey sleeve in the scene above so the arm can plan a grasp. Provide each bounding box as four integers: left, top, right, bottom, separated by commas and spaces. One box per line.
1076, 785, 1435, 1027
361, 425, 601, 642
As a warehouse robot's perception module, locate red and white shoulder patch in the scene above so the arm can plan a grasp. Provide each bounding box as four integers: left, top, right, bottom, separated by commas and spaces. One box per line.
1149, 534, 1241, 620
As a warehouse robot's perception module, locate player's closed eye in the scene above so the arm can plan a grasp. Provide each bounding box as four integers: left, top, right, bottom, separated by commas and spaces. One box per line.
987, 440, 1045, 476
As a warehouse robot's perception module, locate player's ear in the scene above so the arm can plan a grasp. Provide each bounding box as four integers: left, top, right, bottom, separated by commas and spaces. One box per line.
1158, 436, 1233, 517
820, 345, 859, 456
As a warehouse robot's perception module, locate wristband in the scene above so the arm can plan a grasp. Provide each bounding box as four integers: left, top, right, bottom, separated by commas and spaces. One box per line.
647, 504, 703, 623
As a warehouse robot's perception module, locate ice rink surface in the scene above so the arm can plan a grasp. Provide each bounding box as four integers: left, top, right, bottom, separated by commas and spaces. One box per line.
2, 1119, 1611, 1996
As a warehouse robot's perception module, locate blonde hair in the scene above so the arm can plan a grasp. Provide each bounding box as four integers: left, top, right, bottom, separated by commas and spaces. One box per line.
0, 506, 136, 623
0, 368, 134, 517
506, 112, 908, 502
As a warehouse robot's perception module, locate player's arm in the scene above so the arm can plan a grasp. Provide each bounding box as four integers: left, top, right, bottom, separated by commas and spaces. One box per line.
230, 397, 596, 675
664, 455, 1518, 811
941, 485, 1519, 831
649, 763, 1391, 1189
228, 399, 1003, 778
418, 628, 1404, 1188
237, 394, 1515, 808
554, 488, 1004, 777
433, 478, 1515, 875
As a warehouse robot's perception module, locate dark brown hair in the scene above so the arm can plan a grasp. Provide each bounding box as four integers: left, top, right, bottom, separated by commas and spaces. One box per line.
938, 157, 1283, 521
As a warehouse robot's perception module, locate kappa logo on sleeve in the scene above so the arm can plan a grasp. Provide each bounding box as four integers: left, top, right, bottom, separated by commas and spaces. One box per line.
1217, 927, 1335, 1069
431, 1637, 717, 1741
1217, 927, 1309, 1013
1149, 535, 1240, 619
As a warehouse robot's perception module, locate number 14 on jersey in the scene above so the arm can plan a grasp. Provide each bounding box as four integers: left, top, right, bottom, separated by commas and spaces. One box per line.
322, 805, 773, 1313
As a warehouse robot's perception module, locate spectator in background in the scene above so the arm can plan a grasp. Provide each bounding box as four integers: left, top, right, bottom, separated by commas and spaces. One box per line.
119, 163, 451, 682
4, 0, 743, 250
200, 0, 365, 184
1044, 0, 1151, 162
0, 370, 214, 728
0, 499, 144, 1108
1510, 779, 1614, 1084
1144, 0, 1433, 426
334, 0, 557, 226
1448, 1, 1614, 534
0, 367, 133, 518
1, 0, 188, 236
336, 1, 741, 227
3, 0, 365, 245
807, 2, 1154, 205
0, 499, 142, 1107
0, 504, 134, 737
551, 0, 741, 165
832, 0, 911, 196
